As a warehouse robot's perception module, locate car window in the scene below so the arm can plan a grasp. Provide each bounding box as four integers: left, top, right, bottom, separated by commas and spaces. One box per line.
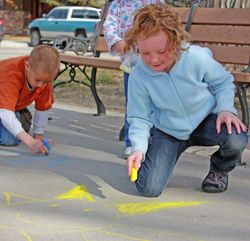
71, 9, 85, 19
47, 9, 68, 19
71, 9, 99, 19
85, 10, 99, 19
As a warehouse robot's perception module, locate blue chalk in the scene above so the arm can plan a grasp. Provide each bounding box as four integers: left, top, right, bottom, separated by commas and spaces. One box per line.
43, 138, 51, 155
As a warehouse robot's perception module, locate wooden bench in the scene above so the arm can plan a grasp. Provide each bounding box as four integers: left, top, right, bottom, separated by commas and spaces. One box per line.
54, 4, 250, 127
175, 6, 250, 128
53, 2, 121, 116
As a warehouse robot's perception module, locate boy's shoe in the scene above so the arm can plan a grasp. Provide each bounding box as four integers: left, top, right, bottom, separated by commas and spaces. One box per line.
123, 147, 132, 159
202, 169, 228, 193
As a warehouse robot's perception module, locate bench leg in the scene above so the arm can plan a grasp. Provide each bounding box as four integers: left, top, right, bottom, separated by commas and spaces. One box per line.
119, 125, 125, 141
236, 83, 249, 166
54, 63, 106, 116
90, 68, 106, 116
53, 64, 71, 88
237, 84, 249, 128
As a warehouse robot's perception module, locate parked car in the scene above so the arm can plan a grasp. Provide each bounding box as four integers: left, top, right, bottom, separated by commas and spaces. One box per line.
28, 6, 101, 47
0, 18, 4, 42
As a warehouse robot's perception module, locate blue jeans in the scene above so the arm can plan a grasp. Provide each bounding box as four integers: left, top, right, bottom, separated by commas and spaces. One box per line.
0, 112, 21, 146
124, 72, 131, 147
136, 114, 248, 197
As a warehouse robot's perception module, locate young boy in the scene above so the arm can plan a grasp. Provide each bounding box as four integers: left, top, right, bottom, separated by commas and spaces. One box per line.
103, 0, 165, 158
0, 45, 60, 155
125, 4, 248, 196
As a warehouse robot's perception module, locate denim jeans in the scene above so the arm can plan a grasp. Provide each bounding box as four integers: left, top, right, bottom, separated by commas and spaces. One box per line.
136, 114, 248, 197
124, 72, 131, 147
0, 112, 21, 146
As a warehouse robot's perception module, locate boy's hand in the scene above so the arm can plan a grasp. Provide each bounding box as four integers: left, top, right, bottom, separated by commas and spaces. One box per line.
33, 134, 54, 155
33, 133, 44, 141
127, 150, 143, 176
216, 111, 247, 134
30, 139, 49, 155
17, 131, 53, 155
34, 134, 54, 145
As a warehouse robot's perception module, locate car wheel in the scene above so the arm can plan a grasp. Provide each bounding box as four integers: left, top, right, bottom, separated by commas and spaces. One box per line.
30, 30, 41, 47
74, 31, 87, 54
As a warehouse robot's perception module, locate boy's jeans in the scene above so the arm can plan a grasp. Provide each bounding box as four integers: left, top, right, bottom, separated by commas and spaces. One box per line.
0, 112, 21, 146
136, 114, 248, 197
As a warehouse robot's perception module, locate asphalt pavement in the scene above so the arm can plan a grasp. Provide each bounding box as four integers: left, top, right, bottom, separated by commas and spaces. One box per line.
0, 38, 250, 241
0, 103, 250, 241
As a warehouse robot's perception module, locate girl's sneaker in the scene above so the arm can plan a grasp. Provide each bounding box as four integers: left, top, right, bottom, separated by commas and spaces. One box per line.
202, 169, 228, 193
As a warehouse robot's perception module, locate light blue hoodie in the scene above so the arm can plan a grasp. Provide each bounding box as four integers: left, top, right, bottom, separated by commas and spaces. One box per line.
127, 45, 236, 155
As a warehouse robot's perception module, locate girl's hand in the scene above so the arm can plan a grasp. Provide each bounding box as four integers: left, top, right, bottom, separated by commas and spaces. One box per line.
216, 111, 247, 134
127, 150, 143, 176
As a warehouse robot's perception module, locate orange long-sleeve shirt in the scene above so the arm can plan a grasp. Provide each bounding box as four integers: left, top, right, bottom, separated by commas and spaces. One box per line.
0, 56, 54, 112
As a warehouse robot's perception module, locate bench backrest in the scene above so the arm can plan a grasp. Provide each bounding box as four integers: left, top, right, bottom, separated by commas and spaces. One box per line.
95, 7, 250, 68
173, 7, 250, 66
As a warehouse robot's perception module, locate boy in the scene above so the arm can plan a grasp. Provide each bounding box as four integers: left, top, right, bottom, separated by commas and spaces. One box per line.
125, 4, 248, 196
0, 45, 60, 155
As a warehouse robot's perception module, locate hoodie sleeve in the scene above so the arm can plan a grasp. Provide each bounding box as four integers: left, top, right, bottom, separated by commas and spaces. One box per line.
127, 70, 153, 155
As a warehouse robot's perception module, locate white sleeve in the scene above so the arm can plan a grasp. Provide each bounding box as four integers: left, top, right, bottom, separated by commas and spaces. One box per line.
33, 110, 49, 134
0, 109, 24, 136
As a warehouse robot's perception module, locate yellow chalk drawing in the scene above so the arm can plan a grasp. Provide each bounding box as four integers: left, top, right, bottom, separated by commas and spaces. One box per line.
48, 204, 59, 207
56, 185, 95, 202
4, 192, 42, 206
117, 201, 203, 215
1, 185, 205, 241
0, 226, 33, 241
83, 208, 93, 212
20, 230, 33, 241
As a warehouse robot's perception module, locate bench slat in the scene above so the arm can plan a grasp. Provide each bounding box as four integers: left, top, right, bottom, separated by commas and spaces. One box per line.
175, 8, 250, 26
190, 25, 250, 45
60, 54, 121, 70
232, 72, 250, 84
200, 44, 250, 65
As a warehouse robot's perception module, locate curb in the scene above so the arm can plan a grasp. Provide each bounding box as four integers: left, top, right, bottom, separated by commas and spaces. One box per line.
1, 40, 30, 48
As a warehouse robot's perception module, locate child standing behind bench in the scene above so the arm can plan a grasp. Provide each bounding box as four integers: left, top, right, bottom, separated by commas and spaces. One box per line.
0, 45, 60, 155
103, 0, 165, 159
125, 4, 248, 196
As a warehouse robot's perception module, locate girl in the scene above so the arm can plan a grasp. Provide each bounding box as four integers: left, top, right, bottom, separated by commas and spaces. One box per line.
103, 0, 165, 158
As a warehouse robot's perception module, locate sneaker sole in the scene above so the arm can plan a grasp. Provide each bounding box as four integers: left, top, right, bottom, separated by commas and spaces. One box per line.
202, 184, 228, 193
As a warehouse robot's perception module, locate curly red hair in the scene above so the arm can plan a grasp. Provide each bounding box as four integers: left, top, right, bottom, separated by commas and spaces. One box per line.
125, 4, 190, 62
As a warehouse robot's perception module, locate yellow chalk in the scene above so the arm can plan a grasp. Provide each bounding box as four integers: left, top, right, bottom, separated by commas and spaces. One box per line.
130, 166, 138, 182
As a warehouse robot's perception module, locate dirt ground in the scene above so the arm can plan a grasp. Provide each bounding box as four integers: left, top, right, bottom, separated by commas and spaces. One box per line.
53, 69, 126, 114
